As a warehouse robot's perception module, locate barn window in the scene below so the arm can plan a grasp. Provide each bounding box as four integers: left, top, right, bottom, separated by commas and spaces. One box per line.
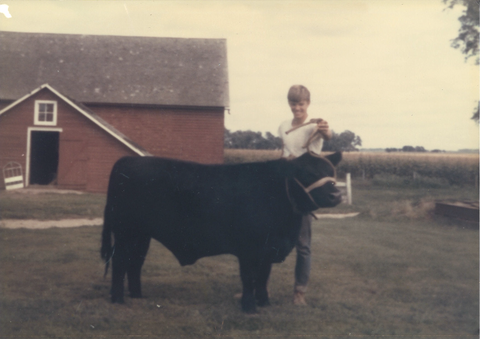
34, 100, 57, 126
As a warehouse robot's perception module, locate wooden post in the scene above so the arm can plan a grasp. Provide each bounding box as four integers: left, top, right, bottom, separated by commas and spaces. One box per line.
336, 173, 352, 205
346, 173, 352, 205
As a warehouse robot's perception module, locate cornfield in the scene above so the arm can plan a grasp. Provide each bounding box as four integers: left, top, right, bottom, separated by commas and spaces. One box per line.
223, 149, 479, 186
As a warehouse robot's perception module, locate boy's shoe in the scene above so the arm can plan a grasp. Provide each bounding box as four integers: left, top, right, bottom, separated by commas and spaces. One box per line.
293, 291, 307, 306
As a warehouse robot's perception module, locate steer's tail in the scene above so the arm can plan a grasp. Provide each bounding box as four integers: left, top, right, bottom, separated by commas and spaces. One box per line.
101, 207, 114, 277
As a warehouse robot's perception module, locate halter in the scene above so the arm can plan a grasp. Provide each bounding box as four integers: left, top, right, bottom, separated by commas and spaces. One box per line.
283, 119, 337, 215
285, 156, 337, 214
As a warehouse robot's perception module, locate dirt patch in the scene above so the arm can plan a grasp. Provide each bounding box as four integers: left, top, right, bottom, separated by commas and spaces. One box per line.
1, 213, 360, 229
315, 212, 360, 219
3, 186, 86, 195
0, 218, 103, 229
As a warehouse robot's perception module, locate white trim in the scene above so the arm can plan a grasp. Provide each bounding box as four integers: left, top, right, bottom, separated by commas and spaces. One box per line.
34, 100, 58, 126
26, 127, 63, 187
43, 84, 147, 156
1, 83, 148, 156
0, 86, 44, 116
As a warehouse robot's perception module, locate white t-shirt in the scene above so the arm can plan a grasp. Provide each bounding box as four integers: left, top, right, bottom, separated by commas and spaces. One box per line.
278, 119, 324, 158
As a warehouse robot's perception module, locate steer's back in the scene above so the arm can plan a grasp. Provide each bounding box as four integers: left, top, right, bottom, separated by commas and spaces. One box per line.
104, 156, 297, 265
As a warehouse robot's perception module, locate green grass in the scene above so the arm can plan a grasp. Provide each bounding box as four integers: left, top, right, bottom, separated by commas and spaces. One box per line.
0, 191, 105, 220
0, 179, 478, 338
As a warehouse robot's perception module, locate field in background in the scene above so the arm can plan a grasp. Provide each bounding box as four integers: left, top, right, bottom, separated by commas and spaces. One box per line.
224, 149, 479, 186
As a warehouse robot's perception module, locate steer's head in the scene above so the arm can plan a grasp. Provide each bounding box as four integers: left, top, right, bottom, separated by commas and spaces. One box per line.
288, 151, 343, 212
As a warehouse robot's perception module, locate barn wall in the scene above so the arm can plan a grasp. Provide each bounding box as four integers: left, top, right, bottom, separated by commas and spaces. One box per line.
90, 105, 225, 164
0, 89, 137, 192
0, 99, 29, 190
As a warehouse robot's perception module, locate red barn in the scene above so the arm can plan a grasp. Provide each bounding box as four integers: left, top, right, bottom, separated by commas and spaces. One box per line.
0, 32, 229, 193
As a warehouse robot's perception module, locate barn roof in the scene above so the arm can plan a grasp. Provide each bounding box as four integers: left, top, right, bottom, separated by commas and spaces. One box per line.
0, 31, 229, 108
0, 84, 151, 157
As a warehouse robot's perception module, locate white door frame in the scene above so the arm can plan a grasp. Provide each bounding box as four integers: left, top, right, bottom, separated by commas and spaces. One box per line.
26, 127, 63, 187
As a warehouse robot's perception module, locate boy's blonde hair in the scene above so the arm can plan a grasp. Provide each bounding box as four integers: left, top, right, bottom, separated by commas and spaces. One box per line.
287, 85, 310, 103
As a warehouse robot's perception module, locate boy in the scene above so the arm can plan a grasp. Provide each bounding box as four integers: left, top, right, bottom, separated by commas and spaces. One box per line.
278, 84, 332, 305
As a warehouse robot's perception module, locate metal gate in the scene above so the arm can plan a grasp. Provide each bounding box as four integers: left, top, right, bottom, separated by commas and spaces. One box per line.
3, 162, 24, 190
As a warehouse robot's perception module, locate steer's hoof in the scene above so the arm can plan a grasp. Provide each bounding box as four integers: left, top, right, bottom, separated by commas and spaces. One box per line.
243, 307, 258, 315
255, 290, 270, 307
241, 295, 257, 314
257, 299, 270, 307
111, 295, 125, 304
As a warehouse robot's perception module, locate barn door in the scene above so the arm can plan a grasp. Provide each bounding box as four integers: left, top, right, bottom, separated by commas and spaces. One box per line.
29, 131, 60, 185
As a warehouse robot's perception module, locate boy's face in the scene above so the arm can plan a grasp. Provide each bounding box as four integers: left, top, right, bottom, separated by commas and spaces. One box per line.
289, 100, 310, 120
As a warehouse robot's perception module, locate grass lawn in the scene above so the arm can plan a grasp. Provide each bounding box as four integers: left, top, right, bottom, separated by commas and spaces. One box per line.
0, 181, 478, 338
0, 190, 106, 220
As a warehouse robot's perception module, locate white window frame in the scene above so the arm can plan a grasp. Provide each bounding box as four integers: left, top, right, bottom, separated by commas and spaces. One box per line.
34, 100, 57, 126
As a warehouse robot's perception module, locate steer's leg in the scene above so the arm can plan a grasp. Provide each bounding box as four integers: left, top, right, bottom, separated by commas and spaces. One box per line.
111, 236, 131, 304
127, 234, 151, 298
239, 258, 256, 314
255, 261, 272, 307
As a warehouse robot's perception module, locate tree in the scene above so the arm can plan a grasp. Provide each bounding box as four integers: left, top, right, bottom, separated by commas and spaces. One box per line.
444, 0, 479, 122
414, 146, 427, 152
224, 129, 282, 150
402, 146, 415, 152
472, 102, 479, 122
444, 0, 479, 64
322, 130, 362, 152
265, 132, 283, 149
225, 128, 362, 151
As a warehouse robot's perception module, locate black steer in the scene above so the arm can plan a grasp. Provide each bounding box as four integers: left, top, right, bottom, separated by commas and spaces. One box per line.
101, 151, 342, 313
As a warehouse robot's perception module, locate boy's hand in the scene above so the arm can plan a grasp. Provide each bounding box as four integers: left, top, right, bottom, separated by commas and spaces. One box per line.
316, 120, 332, 140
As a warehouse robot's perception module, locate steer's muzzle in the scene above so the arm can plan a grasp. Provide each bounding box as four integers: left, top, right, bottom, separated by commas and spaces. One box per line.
329, 190, 343, 206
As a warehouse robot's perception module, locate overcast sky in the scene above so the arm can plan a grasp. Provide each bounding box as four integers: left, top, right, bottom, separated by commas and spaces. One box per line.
1, 0, 478, 151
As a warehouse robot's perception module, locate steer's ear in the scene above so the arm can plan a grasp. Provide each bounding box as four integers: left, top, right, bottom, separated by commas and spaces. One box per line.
325, 152, 342, 167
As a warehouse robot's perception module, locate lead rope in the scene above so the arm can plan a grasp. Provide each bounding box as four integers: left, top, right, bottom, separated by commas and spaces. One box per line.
286, 178, 317, 219
285, 118, 324, 135
283, 118, 335, 219
284, 118, 325, 155
286, 177, 337, 220
285, 154, 337, 219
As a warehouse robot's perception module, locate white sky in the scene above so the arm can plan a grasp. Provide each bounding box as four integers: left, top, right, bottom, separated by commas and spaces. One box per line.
1, 0, 478, 151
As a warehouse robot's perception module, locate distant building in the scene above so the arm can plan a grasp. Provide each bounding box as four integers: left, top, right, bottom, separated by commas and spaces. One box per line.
0, 32, 229, 192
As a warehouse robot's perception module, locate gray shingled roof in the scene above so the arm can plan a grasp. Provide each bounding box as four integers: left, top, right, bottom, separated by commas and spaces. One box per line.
0, 31, 229, 108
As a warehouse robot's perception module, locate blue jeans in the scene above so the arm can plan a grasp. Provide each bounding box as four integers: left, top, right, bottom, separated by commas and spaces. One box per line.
294, 214, 312, 293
